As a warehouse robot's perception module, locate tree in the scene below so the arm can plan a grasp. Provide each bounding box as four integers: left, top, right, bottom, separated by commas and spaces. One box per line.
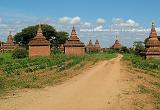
53, 31, 69, 48
14, 24, 68, 48
121, 46, 129, 53
133, 41, 145, 54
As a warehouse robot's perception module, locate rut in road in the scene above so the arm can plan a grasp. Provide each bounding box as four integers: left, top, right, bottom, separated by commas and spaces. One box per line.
0, 55, 136, 110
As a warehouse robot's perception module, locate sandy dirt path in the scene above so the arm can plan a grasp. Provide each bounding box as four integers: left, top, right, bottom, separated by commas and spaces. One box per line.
0, 55, 150, 110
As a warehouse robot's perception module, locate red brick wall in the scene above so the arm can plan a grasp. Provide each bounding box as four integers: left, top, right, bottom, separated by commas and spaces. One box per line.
29, 46, 50, 57
65, 47, 85, 56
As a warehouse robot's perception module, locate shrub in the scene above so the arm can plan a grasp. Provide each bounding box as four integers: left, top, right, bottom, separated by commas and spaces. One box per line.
121, 46, 129, 53
12, 48, 27, 59
0, 57, 5, 65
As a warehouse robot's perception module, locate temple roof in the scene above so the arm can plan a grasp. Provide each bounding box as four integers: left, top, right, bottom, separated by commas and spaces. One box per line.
68, 26, 80, 41
7, 31, 14, 44
112, 39, 122, 49
142, 22, 160, 56
95, 39, 100, 48
145, 22, 160, 47
28, 24, 50, 46
64, 26, 85, 47
87, 40, 94, 48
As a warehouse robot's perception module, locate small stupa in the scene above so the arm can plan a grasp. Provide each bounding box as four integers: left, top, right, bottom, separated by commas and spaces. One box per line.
112, 36, 122, 49
64, 26, 85, 55
86, 40, 94, 52
1, 32, 19, 52
141, 22, 160, 59
28, 24, 51, 57
94, 39, 101, 51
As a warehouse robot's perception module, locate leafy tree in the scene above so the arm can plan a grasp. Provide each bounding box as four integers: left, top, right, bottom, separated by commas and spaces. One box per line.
52, 31, 69, 48
12, 47, 28, 59
121, 46, 129, 53
14, 24, 68, 48
133, 41, 145, 54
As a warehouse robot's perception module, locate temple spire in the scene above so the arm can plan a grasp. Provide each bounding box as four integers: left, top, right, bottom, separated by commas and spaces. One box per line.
7, 31, 13, 44
72, 25, 75, 31
69, 25, 79, 41
35, 24, 45, 38
149, 21, 157, 38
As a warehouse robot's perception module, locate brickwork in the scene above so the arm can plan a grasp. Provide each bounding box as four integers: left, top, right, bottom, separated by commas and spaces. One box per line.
28, 24, 50, 57
64, 26, 85, 56
29, 46, 50, 57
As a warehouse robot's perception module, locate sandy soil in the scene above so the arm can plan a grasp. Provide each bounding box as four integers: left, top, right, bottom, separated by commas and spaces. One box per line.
0, 55, 154, 110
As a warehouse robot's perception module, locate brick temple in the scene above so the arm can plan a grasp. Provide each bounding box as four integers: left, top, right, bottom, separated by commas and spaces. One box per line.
111, 39, 122, 49
64, 26, 85, 55
94, 39, 101, 51
86, 39, 101, 52
141, 22, 160, 59
0, 32, 19, 52
28, 24, 51, 57
86, 40, 94, 52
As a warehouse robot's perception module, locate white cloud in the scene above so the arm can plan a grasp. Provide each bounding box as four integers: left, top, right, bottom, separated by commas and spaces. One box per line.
94, 25, 103, 31
0, 18, 2, 23
59, 16, 81, 25
70, 16, 81, 25
96, 18, 105, 25
83, 22, 91, 27
59, 17, 71, 24
112, 18, 139, 27
156, 27, 160, 32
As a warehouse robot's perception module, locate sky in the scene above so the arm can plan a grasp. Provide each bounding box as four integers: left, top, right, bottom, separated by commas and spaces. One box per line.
0, 0, 160, 47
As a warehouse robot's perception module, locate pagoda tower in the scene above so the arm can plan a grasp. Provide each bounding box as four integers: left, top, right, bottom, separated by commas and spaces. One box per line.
86, 40, 94, 52
7, 31, 14, 44
1, 32, 19, 52
28, 24, 51, 57
94, 39, 101, 50
142, 22, 160, 59
64, 26, 85, 55
112, 36, 122, 49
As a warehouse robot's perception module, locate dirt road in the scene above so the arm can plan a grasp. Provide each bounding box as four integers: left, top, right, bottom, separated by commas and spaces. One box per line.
0, 55, 153, 110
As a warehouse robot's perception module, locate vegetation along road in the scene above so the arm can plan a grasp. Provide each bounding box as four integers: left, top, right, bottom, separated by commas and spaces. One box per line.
0, 54, 159, 110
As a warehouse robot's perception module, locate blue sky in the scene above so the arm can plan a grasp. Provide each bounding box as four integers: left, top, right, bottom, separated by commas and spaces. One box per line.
0, 0, 160, 47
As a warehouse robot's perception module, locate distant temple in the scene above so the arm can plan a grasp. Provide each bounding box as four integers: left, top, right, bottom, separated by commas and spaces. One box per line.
86, 40, 94, 52
111, 38, 122, 49
86, 39, 101, 52
141, 22, 160, 59
64, 26, 85, 55
0, 32, 19, 52
94, 39, 101, 51
28, 24, 51, 57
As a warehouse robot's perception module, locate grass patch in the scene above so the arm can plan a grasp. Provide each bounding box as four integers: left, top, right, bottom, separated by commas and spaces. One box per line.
138, 85, 160, 109
123, 53, 160, 109
0, 52, 12, 60
0, 52, 117, 95
123, 53, 160, 75
151, 82, 160, 88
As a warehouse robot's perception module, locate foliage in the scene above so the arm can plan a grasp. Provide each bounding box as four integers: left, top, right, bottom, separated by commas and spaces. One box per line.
0, 52, 117, 93
133, 41, 145, 54
12, 48, 27, 59
0, 52, 12, 60
123, 53, 160, 73
14, 24, 56, 45
53, 31, 69, 48
121, 46, 130, 53
14, 24, 68, 48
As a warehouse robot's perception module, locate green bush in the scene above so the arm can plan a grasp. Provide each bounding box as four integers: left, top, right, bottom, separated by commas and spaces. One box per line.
12, 48, 27, 59
123, 53, 160, 72
0, 57, 5, 65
